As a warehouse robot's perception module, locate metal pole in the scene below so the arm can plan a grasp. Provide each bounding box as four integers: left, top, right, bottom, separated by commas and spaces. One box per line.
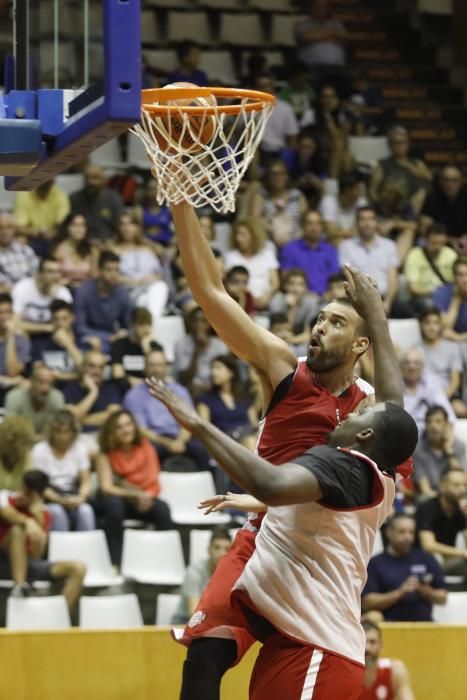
14, 0, 29, 90
83, 0, 89, 87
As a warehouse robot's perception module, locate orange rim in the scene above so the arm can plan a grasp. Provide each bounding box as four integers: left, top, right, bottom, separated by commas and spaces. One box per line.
141, 87, 276, 116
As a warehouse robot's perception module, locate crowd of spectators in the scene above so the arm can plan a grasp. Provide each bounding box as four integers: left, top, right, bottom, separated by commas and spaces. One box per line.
0, 0, 465, 627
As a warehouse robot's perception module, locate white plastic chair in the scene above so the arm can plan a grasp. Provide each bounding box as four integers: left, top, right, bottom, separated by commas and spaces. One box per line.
433, 592, 467, 623
454, 420, 467, 451
189, 527, 239, 565
90, 138, 123, 168
6, 596, 71, 630
198, 50, 238, 85
270, 14, 306, 47
0, 179, 16, 211
155, 315, 186, 363
121, 529, 186, 585
160, 472, 230, 525
79, 593, 143, 628
48, 530, 124, 588
127, 132, 152, 170
349, 136, 390, 167
371, 529, 384, 557
156, 593, 182, 625
167, 12, 212, 44
141, 10, 159, 45
144, 49, 177, 74
219, 13, 265, 46
388, 319, 422, 353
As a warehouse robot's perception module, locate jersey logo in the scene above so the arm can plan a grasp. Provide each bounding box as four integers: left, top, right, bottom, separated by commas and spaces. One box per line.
376, 686, 389, 699
187, 611, 206, 628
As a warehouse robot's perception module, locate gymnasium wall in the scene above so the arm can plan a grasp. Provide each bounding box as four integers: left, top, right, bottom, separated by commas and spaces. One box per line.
0, 624, 465, 700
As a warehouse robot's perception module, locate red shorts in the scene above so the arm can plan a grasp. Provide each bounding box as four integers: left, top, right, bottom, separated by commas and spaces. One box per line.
173, 528, 257, 663
249, 634, 364, 700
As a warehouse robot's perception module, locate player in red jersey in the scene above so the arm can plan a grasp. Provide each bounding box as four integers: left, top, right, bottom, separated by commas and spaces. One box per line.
169, 199, 404, 700
359, 620, 414, 700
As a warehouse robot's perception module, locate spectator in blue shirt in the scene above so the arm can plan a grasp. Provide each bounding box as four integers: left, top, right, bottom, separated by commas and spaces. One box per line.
74, 250, 133, 353
362, 513, 447, 622
432, 256, 467, 339
166, 40, 208, 87
279, 210, 340, 295
123, 349, 211, 470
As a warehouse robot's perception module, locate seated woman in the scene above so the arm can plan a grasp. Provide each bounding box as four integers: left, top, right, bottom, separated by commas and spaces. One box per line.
50, 213, 97, 289
197, 355, 257, 439
96, 410, 173, 564
225, 218, 279, 311
111, 212, 169, 320
31, 410, 95, 531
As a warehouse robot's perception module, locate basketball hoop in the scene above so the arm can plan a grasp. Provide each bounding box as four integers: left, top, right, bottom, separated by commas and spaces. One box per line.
132, 86, 276, 213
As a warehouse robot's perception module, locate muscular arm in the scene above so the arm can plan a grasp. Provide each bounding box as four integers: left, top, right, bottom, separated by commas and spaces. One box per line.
419, 529, 467, 560
170, 202, 297, 400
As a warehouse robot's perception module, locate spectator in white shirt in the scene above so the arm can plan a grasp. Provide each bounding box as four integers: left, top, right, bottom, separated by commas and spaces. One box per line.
319, 172, 367, 244
225, 219, 279, 310
12, 256, 72, 337
31, 410, 95, 531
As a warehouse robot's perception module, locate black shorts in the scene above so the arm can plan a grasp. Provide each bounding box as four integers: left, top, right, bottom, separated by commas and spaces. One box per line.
0, 552, 53, 581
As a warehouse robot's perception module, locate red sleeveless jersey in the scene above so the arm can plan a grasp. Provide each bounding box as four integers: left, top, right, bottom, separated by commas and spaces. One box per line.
359, 659, 394, 699
257, 358, 373, 465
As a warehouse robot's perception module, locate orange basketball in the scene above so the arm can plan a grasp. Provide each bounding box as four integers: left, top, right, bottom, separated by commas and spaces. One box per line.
153, 82, 217, 153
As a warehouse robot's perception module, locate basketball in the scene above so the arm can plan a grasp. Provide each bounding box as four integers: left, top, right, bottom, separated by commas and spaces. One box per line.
153, 82, 217, 153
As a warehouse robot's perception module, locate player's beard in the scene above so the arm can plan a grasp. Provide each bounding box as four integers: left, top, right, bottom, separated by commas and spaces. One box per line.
306, 344, 349, 373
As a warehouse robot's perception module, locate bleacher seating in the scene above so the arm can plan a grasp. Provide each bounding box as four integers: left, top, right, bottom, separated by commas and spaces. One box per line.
159, 472, 230, 525
121, 530, 186, 585
48, 531, 124, 588
79, 594, 144, 628
433, 592, 467, 623
155, 593, 182, 625
6, 596, 71, 631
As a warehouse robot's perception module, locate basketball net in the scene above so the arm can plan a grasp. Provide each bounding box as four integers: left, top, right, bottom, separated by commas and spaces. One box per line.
132, 88, 275, 213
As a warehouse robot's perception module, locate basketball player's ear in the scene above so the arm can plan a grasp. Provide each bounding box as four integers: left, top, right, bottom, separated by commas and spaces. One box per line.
352, 336, 370, 356
356, 427, 374, 442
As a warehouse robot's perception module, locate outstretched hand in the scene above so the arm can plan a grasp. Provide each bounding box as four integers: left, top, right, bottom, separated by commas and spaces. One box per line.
146, 377, 201, 431
342, 264, 385, 320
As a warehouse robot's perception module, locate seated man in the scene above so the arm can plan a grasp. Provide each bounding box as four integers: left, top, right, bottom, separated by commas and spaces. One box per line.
123, 349, 211, 470
359, 620, 415, 700
172, 528, 232, 624
413, 406, 465, 498
432, 256, 467, 341
12, 256, 72, 338
110, 306, 162, 387
74, 250, 133, 353
269, 268, 320, 348
0, 293, 30, 404
0, 469, 86, 609
224, 266, 255, 316
362, 513, 447, 622
0, 211, 38, 293
5, 364, 65, 440
31, 300, 83, 385
63, 350, 122, 435
416, 467, 467, 580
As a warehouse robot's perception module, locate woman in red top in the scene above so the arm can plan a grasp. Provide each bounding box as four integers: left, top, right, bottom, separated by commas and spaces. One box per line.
96, 410, 173, 564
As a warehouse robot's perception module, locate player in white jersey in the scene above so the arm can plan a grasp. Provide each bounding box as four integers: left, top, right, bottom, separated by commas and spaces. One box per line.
147, 387, 418, 700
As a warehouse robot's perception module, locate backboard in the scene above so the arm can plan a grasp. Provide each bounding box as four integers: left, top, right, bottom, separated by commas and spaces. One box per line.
2, 0, 141, 190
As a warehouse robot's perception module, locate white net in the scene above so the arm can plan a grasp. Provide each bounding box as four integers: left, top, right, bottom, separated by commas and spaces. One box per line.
131, 90, 274, 213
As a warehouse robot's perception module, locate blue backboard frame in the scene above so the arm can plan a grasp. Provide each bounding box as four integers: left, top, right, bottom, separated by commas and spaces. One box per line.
4, 0, 141, 191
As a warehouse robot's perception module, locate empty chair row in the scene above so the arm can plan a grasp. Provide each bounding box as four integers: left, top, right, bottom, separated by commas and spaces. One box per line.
142, 10, 307, 47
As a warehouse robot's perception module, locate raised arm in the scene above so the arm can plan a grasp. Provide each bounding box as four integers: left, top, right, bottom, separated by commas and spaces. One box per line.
343, 265, 403, 405
170, 201, 296, 396
147, 378, 322, 507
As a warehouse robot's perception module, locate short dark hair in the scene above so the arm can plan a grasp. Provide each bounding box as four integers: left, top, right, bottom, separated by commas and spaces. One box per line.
50, 299, 73, 315
356, 205, 376, 219
387, 512, 415, 529
23, 469, 50, 495
177, 39, 199, 61
419, 306, 441, 323
225, 265, 249, 282
98, 250, 120, 269
372, 403, 418, 471
426, 222, 447, 237
282, 268, 307, 286
131, 307, 152, 325
210, 527, 232, 545
270, 312, 289, 326
0, 292, 12, 306
425, 404, 448, 422
339, 172, 359, 193
327, 273, 345, 285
